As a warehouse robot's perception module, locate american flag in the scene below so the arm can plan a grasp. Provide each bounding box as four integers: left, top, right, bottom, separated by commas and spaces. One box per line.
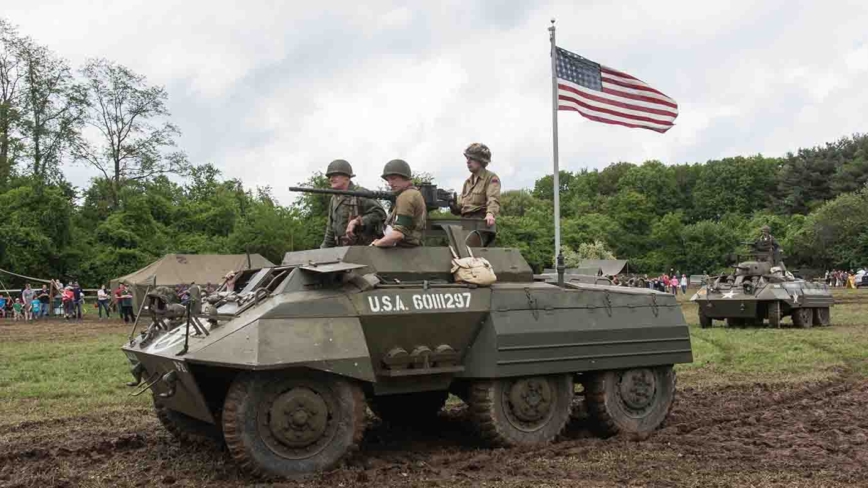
555, 47, 678, 133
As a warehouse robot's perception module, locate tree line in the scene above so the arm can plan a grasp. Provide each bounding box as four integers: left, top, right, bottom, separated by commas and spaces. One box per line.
1, 18, 866, 287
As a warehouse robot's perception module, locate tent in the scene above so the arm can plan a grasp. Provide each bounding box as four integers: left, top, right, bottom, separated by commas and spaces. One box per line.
110, 253, 274, 310
578, 259, 629, 276
542, 267, 603, 276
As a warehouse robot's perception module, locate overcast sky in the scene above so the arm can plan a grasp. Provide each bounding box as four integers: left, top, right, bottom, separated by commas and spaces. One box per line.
5, 1, 868, 204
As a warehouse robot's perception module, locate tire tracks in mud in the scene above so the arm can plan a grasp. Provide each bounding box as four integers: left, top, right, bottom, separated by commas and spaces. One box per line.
0, 432, 150, 465
795, 333, 864, 379
660, 344, 862, 438
690, 330, 736, 364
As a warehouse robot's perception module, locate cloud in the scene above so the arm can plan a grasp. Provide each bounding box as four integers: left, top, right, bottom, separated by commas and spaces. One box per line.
4, 1, 868, 204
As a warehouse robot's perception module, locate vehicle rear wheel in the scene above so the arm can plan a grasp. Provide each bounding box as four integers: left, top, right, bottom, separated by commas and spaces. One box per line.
467, 374, 573, 447
154, 396, 222, 445
792, 307, 813, 328
369, 390, 448, 424
813, 307, 831, 327
767, 301, 781, 328
698, 312, 712, 329
222, 370, 366, 478
583, 366, 676, 439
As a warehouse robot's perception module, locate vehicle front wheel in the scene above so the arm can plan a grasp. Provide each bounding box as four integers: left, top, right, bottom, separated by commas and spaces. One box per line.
467, 374, 573, 447
222, 370, 366, 478
698, 312, 712, 329
583, 366, 676, 439
767, 301, 781, 328
813, 307, 831, 327
792, 307, 813, 328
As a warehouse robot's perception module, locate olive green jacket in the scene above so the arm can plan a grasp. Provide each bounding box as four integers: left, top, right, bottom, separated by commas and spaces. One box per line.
450, 168, 502, 217
321, 183, 387, 248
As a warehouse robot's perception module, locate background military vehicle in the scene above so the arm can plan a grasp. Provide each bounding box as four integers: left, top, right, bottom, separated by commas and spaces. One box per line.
122, 228, 692, 478
691, 242, 834, 328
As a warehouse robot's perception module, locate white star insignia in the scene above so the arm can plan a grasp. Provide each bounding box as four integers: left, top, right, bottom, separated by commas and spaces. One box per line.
722, 290, 736, 299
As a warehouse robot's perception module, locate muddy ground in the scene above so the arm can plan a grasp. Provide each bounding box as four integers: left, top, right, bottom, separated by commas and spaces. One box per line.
2, 373, 867, 487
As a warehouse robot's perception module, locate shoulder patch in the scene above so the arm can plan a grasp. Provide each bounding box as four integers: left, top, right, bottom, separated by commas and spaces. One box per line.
396, 215, 414, 227
491, 177, 500, 184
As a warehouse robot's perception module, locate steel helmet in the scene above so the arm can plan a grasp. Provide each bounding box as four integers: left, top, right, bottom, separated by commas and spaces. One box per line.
325, 159, 355, 178
381, 159, 412, 179
463, 142, 491, 166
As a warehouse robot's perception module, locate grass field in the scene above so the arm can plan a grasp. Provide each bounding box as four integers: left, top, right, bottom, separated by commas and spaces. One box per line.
1, 288, 866, 427
1, 288, 866, 487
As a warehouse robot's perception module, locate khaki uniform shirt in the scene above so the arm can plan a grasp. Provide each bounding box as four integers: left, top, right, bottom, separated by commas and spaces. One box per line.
387, 186, 426, 247
452, 168, 501, 217
321, 183, 387, 248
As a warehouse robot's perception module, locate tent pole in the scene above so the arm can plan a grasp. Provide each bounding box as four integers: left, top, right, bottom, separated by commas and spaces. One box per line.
128, 284, 151, 345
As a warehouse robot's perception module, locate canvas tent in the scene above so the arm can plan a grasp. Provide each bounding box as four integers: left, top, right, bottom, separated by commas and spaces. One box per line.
110, 253, 274, 310
542, 267, 604, 276
578, 259, 629, 276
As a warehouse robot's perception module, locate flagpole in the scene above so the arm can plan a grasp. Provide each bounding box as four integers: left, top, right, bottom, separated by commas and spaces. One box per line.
548, 19, 562, 262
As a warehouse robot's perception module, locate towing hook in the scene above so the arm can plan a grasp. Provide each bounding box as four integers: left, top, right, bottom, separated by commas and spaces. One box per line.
126, 363, 145, 387
158, 371, 178, 399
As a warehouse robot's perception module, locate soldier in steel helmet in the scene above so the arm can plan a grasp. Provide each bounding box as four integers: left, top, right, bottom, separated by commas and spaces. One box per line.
372, 159, 426, 248
320, 159, 387, 248
450, 143, 501, 246
756, 225, 782, 266
756, 225, 779, 250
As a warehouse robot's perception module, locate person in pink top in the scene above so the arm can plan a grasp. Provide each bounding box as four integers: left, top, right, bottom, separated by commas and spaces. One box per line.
670, 275, 679, 295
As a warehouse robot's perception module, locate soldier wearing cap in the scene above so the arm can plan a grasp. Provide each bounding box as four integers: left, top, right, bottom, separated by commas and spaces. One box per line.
320, 159, 387, 248
450, 143, 501, 246
372, 159, 426, 248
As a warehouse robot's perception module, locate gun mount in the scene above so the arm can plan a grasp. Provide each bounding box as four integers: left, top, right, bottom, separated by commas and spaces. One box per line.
289, 183, 454, 212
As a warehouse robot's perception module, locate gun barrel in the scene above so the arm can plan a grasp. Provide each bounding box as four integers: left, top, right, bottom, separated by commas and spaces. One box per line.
288, 186, 395, 200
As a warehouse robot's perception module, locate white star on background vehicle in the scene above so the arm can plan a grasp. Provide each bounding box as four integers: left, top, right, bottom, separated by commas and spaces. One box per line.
792, 294, 799, 304
722, 290, 736, 299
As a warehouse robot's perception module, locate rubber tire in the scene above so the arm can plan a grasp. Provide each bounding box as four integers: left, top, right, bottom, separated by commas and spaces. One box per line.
583, 366, 676, 439
699, 312, 712, 329
369, 390, 448, 424
792, 307, 813, 328
813, 307, 831, 327
468, 374, 573, 447
767, 301, 781, 329
154, 396, 223, 445
222, 370, 365, 479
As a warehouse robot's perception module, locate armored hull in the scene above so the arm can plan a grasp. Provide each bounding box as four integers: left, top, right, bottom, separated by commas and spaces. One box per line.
122, 245, 692, 478
691, 272, 834, 328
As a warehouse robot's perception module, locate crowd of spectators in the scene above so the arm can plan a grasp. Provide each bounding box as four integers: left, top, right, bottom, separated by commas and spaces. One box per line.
646, 271, 689, 295
0, 281, 138, 322
825, 269, 866, 288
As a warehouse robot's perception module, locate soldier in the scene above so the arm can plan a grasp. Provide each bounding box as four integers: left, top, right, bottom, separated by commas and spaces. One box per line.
372, 159, 426, 248
755, 225, 784, 267
450, 143, 501, 246
757, 225, 779, 250
321, 159, 387, 248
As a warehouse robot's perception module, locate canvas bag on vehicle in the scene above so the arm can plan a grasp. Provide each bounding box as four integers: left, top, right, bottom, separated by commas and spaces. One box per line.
450, 246, 497, 286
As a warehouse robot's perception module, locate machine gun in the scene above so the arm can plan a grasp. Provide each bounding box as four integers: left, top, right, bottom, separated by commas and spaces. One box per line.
288, 183, 455, 212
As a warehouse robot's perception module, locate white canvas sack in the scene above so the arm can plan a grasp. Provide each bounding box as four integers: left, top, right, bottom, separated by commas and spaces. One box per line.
450, 246, 497, 286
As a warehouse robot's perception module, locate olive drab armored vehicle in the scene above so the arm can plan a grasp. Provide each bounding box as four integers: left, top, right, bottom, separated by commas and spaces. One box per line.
121, 227, 693, 478
691, 241, 834, 328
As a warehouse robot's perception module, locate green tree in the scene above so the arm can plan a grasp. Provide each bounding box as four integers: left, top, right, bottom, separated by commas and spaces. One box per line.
788, 186, 868, 269
75, 58, 189, 208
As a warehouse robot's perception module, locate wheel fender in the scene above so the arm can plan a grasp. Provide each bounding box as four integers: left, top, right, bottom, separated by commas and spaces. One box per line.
188, 317, 375, 382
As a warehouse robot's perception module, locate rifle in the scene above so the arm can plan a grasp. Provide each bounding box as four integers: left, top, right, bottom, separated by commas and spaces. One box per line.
288, 183, 455, 212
